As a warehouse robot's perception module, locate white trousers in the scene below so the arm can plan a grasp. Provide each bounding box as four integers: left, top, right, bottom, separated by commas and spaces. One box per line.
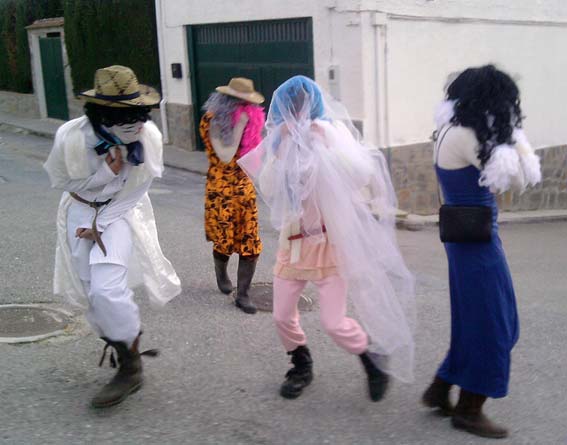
67, 204, 140, 346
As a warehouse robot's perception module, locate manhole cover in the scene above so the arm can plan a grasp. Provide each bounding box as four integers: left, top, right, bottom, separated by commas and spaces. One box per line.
248, 282, 315, 313
0, 305, 73, 344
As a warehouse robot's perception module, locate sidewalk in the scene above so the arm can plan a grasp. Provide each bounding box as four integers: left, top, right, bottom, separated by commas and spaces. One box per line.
2, 111, 567, 228
0, 111, 209, 175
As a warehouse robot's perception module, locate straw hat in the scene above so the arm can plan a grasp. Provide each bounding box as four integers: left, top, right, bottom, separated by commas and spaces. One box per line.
216, 77, 264, 104
79, 65, 161, 108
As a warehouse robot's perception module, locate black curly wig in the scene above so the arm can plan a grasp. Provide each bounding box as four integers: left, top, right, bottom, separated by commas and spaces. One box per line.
447, 65, 523, 167
84, 102, 152, 128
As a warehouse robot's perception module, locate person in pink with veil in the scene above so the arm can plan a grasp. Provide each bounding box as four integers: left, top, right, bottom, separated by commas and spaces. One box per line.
238, 75, 416, 401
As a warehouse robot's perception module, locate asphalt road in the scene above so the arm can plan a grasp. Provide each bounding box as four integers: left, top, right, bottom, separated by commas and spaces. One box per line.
0, 130, 566, 445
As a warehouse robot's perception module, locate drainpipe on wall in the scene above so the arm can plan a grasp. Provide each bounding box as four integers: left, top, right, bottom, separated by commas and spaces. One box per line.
372, 12, 391, 170
373, 12, 408, 218
328, 3, 391, 165
155, 0, 169, 144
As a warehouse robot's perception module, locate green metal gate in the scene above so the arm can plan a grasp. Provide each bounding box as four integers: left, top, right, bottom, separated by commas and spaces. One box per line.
187, 18, 314, 149
39, 36, 69, 120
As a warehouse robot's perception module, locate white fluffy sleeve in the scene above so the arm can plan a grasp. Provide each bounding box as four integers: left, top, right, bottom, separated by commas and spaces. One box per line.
478, 129, 541, 194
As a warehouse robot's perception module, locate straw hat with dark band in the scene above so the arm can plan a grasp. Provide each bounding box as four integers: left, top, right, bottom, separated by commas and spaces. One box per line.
79, 65, 161, 108
216, 77, 264, 104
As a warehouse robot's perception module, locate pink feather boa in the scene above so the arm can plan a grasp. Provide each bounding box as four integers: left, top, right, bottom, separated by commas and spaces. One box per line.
233, 104, 265, 158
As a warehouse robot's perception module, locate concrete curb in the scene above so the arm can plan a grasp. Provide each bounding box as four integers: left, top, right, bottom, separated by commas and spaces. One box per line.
396, 210, 567, 231
0, 121, 56, 140
165, 163, 207, 176
160, 144, 208, 176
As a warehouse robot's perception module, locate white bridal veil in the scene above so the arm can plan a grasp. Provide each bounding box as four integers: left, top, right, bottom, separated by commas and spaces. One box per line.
238, 76, 416, 382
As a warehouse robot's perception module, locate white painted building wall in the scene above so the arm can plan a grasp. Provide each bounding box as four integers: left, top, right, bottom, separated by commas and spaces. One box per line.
157, 0, 567, 150
385, 12, 567, 149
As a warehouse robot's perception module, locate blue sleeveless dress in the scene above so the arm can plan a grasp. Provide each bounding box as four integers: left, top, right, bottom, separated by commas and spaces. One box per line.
435, 163, 519, 398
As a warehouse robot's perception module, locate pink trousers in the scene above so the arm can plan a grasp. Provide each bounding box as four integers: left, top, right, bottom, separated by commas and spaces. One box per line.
273, 275, 369, 355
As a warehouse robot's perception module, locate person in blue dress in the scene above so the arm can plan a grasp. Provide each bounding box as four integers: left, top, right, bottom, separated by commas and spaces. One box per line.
422, 65, 541, 439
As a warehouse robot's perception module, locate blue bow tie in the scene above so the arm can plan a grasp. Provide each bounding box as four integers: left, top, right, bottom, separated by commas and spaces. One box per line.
93, 125, 144, 166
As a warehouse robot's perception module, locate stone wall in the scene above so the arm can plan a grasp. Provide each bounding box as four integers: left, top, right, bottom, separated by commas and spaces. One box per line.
0, 91, 39, 118
166, 102, 194, 151
389, 141, 438, 215
497, 146, 567, 211
389, 142, 567, 215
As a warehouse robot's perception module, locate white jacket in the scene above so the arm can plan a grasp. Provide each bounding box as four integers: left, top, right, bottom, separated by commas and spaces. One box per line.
44, 116, 181, 307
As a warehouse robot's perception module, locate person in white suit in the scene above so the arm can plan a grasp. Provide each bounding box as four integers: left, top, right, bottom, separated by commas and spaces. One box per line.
43, 65, 181, 408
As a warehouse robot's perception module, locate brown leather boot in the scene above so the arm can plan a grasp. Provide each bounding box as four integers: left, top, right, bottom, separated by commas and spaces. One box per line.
452, 389, 508, 439
91, 334, 158, 409
213, 250, 233, 294
422, 376, 454, 416
235, 255, 258, 314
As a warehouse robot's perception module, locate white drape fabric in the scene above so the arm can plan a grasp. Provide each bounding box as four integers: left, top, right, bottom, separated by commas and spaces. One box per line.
238, 76, 416, 382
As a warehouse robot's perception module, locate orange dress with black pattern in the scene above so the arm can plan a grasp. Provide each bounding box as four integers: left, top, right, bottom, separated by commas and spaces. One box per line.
200, 113, 262, 257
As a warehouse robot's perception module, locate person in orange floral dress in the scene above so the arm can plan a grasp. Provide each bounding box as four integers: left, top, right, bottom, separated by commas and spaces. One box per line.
200, 78, 265, 314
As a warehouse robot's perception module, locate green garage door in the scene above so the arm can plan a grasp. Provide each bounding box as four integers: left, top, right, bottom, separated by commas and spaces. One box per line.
187, 18, 314, 149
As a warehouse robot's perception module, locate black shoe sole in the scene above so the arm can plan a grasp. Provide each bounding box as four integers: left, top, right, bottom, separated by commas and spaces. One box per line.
90, 382, 143, 409
280, 388, 302, 399
368, 386, 387, 402
369, 391, 386, 402
280, 383, 311, 399
452, 417, 508, 439
235, 300, 257, 314
280, 376, 313, 399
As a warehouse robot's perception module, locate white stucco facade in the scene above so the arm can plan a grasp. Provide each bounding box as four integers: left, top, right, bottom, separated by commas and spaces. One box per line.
156, 0, 567, 150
